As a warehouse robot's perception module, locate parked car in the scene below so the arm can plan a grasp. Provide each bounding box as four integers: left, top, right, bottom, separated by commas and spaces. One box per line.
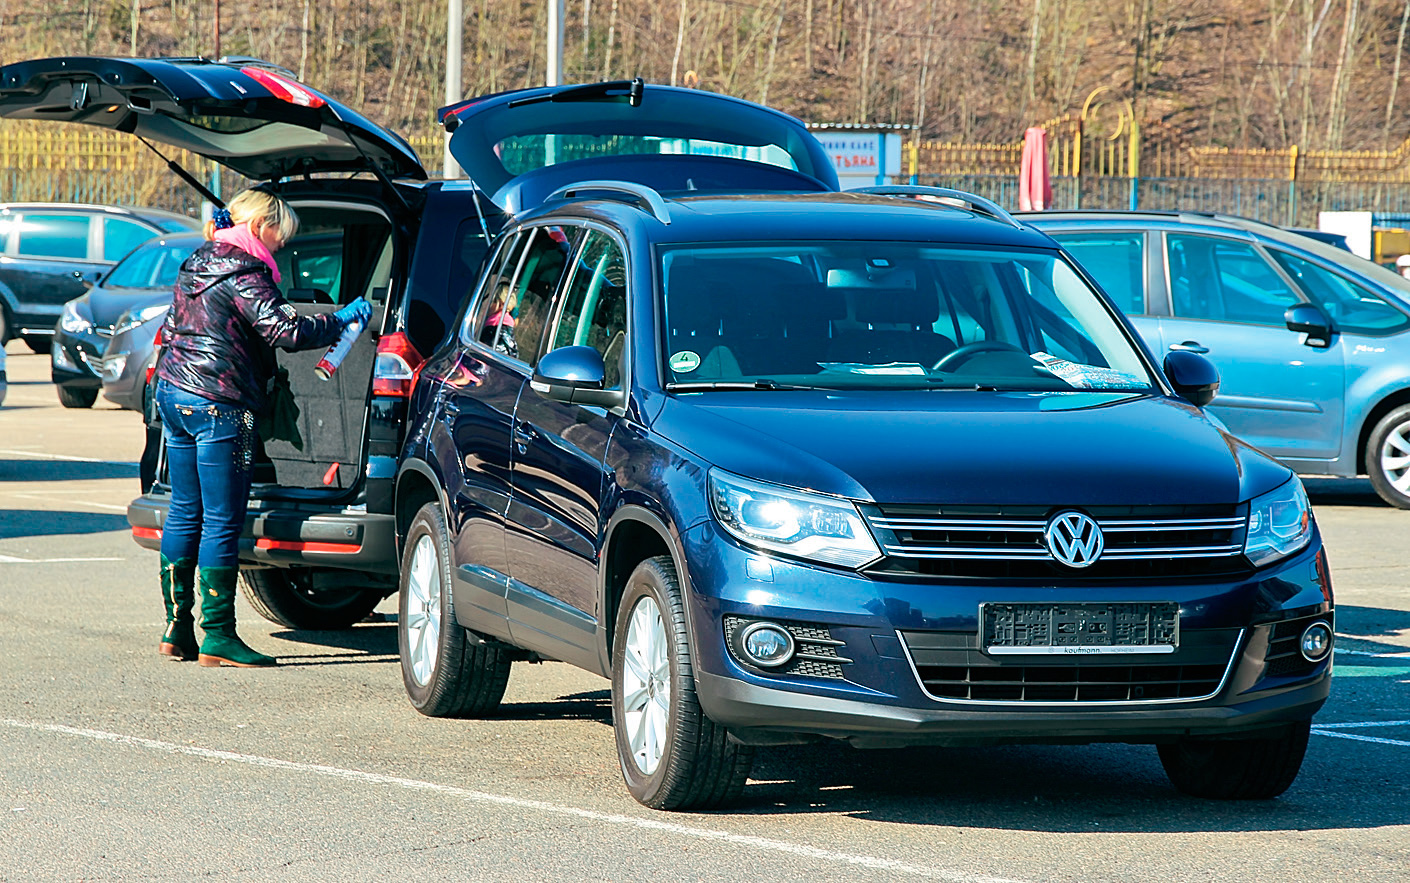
52, 232, 201, 409
0, 202, 197, 353
1027, 210, 1410, 508
0, 345, 7, 407
0, 58, 837, 630
1285, 226, 1351, 251
392, 177, 1332, 809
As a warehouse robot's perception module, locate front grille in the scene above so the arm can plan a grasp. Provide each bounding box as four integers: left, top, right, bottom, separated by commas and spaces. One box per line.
900, 628, 1241, 703
723, 616, 850, 680
864, 503, 1250, 581
1263, 615, 1332, 680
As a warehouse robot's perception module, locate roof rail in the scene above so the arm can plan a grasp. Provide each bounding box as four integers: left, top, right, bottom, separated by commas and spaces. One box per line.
546, 180, 672, 225
850, 185, 1023, 229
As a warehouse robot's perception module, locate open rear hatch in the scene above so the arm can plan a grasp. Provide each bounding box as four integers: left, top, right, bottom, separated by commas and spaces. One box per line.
0, 56, 425, 181
439, 80, 838, 213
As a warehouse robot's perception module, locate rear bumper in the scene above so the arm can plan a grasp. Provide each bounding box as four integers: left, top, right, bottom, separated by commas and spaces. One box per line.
127, 493, 399, 574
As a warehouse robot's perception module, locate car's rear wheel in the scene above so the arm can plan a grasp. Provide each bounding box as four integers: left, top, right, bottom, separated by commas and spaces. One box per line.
611, 555, 754, 810
238, 567, 383, 629
398, 502, 512, 717
0, 305, 10, 344
1367, 404, 1410, 508
57, 386, 97, 409
1157, 720, 1311, 799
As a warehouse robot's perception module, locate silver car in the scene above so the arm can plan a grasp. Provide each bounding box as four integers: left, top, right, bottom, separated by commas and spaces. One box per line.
1028, 210, 1410, 508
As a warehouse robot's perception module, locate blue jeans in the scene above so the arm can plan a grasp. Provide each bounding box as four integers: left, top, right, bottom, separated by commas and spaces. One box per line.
156, 380, 257, 568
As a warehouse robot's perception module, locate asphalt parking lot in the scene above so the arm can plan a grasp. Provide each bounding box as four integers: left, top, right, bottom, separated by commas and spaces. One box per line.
0, 340, 1407, 882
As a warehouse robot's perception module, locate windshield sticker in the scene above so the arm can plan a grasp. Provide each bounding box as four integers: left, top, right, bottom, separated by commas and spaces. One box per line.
818, 361, 929, 376
1031, 352, 1147, 390
669, 351, 702, 373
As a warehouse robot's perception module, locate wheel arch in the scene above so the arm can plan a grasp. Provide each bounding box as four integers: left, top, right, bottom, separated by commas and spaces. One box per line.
598, 505, 692, 676
1356, 388, 1410, 474
394, 458, 449, 563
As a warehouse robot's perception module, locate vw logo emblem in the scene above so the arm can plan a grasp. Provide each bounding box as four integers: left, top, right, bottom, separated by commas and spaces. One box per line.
1045, 510, 1104, 568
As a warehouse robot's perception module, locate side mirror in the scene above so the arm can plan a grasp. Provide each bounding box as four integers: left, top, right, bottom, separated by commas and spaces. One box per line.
1164, 350, 1220, 408
530, 345, 625, 409
1285, 303, 1333, 347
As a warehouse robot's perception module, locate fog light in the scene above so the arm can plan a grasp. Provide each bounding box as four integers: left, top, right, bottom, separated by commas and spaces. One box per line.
52, 342, 76, 371
740, 622, 795, 668
1300, 621, 1333, 662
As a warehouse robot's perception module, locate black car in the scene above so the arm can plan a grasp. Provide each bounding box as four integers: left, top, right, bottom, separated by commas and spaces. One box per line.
393, 174, 1331, 809
0, 58, 835, 630
0, 201, 197, 352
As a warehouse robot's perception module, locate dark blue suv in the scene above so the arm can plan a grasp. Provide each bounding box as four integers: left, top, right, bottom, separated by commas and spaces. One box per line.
394, 172, 1332, 809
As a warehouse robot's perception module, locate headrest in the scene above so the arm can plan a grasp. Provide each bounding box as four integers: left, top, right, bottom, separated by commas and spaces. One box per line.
850, 288, 940, 326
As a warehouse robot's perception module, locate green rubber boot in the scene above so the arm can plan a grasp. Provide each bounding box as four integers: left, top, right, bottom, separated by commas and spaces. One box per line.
197, 566, 276, 668
158, 554, 198, 661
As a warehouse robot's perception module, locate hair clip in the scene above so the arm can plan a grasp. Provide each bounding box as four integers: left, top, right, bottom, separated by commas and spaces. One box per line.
212, 207, 234, 230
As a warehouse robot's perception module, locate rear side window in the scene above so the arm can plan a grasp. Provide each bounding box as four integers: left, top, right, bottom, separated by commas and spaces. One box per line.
550, 230, 628, 388
103, 217, 157, 262
1167, 234, 1299, 326
1270, 250, 1410, 336
1051, 232, 1145, 315
14, 213, 89, 260
511, 226, 582, 367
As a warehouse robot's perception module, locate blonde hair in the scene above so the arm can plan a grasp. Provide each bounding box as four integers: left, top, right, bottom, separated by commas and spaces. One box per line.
203, 188, 300, 242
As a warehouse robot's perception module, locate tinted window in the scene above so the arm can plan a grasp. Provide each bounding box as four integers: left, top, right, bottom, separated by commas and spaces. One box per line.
550, 230, 628, 388
511, 226, 582, 367
468, 231, 529, 358
1167, 234, 1299, 326
15, 213, 89, 260
103, 217, 156, 262
1270, 250, 1410, 336
1051, 232, 1144, 314
104, 239, 197, 289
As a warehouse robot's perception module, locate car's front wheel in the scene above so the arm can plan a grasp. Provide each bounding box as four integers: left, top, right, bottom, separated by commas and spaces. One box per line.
398, 502, 512, 717
1367, 404, 1410, 508
611, 555, 754, 810
57, 385, 97, 409
1157, 720, 1311, 799
239, 567, 383, 629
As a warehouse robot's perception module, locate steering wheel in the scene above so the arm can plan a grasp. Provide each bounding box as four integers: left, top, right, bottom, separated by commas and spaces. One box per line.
932, 341, 1028, 372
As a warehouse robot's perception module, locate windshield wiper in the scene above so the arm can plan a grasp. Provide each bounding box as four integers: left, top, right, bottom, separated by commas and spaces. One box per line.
666, 379, 813, 392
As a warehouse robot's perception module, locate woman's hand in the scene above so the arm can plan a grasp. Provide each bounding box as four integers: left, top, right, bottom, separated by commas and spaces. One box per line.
334, 297, 372, 329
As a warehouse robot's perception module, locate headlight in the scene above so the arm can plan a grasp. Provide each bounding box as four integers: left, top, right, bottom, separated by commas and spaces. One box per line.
114, 303, 170, 336
1244, 477, 1314, 567
59, 301, 93, 334
708, 468, 881, 569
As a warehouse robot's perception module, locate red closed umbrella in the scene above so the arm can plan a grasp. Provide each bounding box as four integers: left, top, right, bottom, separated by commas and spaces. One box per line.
1018, 126, 1052, 211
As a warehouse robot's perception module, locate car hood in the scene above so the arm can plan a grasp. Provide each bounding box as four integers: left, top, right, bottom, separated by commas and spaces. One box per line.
652, 390, 1291, 506
82, 287, 171, 329
0, 57, 424, 180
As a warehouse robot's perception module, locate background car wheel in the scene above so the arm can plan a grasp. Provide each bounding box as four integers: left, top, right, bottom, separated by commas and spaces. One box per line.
1157, 720, 1310, 799
23, 335, 48, 354
0, 305, 10, 344
398, 502, 511, 718
57, 386, 97, 409
611, 555, 754, 810
239, 567, 383, 629
1367, 404, 1410, 508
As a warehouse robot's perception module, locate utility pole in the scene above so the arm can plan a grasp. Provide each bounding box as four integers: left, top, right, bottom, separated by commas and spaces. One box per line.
547, 0, 565, 86
444, 0, 463, 178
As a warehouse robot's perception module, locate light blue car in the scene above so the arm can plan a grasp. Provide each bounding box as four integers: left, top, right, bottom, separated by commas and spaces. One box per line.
1027, 211, 1410, 508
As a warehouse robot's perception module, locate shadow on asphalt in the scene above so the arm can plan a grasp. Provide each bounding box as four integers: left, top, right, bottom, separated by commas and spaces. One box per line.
494, 689, 612, 724
0, 508, 129, 539
0, 459, 139, 482
1336, 604, 1410, 646
1303, 477, 1391, 508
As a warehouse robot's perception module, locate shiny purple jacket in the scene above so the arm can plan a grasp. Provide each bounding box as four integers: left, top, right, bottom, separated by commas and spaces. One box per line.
156, 241, 343, 413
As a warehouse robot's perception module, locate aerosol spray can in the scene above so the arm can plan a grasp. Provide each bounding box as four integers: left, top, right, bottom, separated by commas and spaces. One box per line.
315, 318, 365, 380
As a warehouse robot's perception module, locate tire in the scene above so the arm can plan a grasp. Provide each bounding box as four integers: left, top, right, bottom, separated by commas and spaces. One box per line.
238, 567, 383, 630
1157, 720, 1311, 799
1367, 404, 1410, 508
0, 305, 10, 344
398, 502, 511, 718
611, 555, 754, 810
24, 335, 47, 354
57, 385, 98, 409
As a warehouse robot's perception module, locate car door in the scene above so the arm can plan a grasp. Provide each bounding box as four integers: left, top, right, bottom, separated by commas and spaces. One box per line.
0, 209, 97, 330
1157, 232, 1344, 459
504, 227, 625, 670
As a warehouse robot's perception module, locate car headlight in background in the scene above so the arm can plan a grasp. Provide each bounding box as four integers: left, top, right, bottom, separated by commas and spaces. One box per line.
113, 303, 170, 336
59, 301, 93, 334
1244, 477, 1314, 567
709, 468, 881, 569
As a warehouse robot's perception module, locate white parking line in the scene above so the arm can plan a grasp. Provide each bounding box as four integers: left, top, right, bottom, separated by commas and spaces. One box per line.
1311, 719, 1410, 748
1312, 731, 1410, 748
1311, 720, 1410, 729
2, 718, 1027, 883
0, 555, 126, 564
5, 493, 130, 512
0, 449, 136, 465
1335, 648, 1410, 658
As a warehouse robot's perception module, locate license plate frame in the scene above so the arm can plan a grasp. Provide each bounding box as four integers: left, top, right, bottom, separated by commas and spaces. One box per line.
981, 602, 1179, 655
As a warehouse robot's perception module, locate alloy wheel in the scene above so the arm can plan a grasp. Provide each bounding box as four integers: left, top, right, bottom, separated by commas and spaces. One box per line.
1380, 420, 1410, 494
403, 534, 442, 686
621, 595, 671, 776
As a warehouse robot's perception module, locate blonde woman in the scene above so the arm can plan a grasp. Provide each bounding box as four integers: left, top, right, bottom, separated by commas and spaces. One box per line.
153, 188, 371, 667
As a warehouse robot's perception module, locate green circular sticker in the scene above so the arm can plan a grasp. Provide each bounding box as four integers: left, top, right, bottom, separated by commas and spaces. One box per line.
669, 351, 702, 373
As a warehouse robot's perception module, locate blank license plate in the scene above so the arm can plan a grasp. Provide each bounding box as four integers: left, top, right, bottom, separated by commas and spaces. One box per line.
982, 602, 1178, 655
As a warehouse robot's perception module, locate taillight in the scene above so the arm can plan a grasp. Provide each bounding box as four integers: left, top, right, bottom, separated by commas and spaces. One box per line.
146, 325, 166, 386
373, 332, 424, 398
241, 66, 327, 108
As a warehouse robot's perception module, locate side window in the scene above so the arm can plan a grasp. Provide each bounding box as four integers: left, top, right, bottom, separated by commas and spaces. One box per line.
103, 218, 156, 262
1167, 234, 1299, 326
1270, 250, 1410, 336
468, 231, 528, 356
1051, 232, 1145, 315
14, 213, 90, 260
506, 225, 581, 366
550, 230, 628, 389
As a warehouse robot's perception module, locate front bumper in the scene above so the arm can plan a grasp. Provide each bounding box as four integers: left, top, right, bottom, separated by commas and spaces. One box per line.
127, 492, 400, 574
51, 329, 104, 387
681, 521, 1333, 747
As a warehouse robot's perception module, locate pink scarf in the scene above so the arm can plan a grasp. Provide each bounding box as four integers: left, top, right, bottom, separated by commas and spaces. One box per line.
213, 223, 281, 283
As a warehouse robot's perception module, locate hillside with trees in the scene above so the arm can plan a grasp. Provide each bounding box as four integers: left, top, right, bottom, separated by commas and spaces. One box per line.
4, 0, 1410, 151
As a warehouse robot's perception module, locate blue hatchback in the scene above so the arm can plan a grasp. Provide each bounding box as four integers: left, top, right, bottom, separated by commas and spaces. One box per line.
394, 182, 1332, 810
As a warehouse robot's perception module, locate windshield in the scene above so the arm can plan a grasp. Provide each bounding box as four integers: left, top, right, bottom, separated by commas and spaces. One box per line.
660, 242, 1154, 392
105, 238, 198, 290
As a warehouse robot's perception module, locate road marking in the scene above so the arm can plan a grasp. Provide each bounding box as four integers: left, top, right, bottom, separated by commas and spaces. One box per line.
1312, 720, 1410, 729
1335, 648, 1410, 659
2, 718, 1028, 883
0, 449, 137, 465
0, 555, 126, 564
1312, 731, 1410, 748
1312, 719, 1410, 748
6, 493, 129, 512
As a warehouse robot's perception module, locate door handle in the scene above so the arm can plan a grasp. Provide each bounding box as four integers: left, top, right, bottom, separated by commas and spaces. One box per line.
514, 422, 538, 447
1168, 341, 1210, 354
